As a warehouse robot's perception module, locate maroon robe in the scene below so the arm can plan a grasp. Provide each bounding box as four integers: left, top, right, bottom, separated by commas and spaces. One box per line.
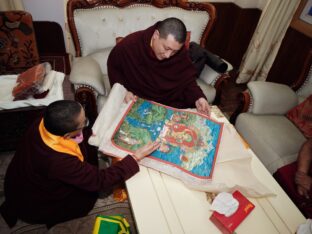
1, 119, 139, 227
107, 24, 206, 109
274, 162, 312, 218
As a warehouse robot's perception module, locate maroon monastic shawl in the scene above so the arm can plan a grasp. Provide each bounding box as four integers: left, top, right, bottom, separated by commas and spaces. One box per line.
107, 24, 205, 108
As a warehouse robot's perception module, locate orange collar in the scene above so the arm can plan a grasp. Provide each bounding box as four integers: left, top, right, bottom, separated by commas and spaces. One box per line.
39, 119, 84, 162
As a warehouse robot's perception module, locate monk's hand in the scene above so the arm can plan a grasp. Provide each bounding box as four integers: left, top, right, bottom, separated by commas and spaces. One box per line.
295, 171, 312, 190
297, 185, 310, 199
124, 91, 135, 103
195, 97, 211, 116
295, 171, 312, 198
132, 141, 160, 161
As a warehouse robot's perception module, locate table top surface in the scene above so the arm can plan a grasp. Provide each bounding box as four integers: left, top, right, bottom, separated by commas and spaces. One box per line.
125, 106, 306, 234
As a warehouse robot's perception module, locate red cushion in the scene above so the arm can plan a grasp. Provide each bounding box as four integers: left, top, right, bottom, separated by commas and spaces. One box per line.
12, 63, 46, 100
287, 95, 312, 138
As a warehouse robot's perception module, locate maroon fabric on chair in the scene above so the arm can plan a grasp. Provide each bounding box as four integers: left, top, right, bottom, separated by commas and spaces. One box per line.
286, 95, 312, 138
12, 63, 46, 100
0, 11, 40, 74
273, 162, 312, 218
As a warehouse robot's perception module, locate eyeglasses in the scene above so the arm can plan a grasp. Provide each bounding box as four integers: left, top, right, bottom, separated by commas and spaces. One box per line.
75, 117, 89, 131
85, 118, 90, 127
82, 118, 89, 128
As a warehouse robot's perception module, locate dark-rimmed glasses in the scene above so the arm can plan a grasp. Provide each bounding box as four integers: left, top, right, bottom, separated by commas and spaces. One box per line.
75, 117, 89, 131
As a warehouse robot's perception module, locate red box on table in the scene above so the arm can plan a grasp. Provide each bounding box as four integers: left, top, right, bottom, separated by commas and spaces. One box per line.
210, 190, 255, 234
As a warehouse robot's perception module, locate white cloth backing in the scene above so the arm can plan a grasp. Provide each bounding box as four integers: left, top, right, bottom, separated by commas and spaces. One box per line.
0, 70, 64, 110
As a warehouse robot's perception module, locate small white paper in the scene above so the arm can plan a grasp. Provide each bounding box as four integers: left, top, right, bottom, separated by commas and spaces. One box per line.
297, 219, 312, 234
211, 192, 239, 217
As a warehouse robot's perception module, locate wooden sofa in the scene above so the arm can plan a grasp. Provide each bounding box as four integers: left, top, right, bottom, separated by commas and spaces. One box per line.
67, 0, 231, 123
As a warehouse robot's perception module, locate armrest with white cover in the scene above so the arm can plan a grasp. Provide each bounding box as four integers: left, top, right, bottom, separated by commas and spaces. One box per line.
69, 56, 105, 96
232, 57, 312, 174
246, 81, 298, 115
197, 60, 232, 104
233, 81, 306, 174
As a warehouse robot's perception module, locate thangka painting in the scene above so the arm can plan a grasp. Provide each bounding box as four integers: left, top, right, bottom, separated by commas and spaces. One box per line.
112, 98, 223, 180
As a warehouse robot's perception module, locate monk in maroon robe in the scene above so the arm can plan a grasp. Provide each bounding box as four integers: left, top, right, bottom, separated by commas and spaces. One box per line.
274, 138, 312, 218
0, 100, 159, 228
107, 17, 210, 115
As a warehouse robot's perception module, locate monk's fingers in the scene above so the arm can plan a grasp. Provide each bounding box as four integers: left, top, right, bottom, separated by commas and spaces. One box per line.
203, 103, 210, 115
302, 187, 310, 199
144, 141, 160, 153
196, 99, 210, 116
151, 141, 161, 151
124, 96, 130, 103
195, 101, 201, 111
297, 185, 304, 196
135, 142, 160, 159
195, 100, 204, 112
124, 92, 134, 103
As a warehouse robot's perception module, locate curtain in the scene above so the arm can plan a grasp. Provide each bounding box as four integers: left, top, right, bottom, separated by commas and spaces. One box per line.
0, 0, 24, 11
236, 0, 300, 84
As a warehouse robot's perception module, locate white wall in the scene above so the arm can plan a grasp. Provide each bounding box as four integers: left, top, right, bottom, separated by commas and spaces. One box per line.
23, 0, 65, 38
23, 0, 267, 29
22, 0, 267, 55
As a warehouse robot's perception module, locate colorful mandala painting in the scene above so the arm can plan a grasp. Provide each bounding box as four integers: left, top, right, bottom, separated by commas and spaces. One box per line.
112, 98, 223, 179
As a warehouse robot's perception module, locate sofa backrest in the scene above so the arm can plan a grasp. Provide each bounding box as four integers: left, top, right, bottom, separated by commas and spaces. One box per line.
67, 0, 216, 57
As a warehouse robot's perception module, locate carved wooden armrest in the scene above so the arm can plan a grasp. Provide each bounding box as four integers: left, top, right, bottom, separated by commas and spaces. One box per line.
229, 90, 251, 124
74, 85, 98, 125
213, 73, 230, 105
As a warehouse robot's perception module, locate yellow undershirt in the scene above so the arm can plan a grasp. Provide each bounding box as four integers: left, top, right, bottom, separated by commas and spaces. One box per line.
38, 119, 84, 162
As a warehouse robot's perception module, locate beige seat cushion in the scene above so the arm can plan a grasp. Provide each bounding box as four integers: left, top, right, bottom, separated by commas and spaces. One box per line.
196, 79, 216, 104
235, 113, 307, 174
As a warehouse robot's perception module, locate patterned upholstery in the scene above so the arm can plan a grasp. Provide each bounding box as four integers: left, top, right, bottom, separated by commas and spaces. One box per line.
0, 11, 40, 74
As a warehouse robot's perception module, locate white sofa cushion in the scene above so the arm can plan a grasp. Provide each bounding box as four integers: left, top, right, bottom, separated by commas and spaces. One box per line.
199, 60, 232, 86
74, 4, 209, 56
198, 65, 220, 85
196, 79, 216, 104
236, 113, 307, 174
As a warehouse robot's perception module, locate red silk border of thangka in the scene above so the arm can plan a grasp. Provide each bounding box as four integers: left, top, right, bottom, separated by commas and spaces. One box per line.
110, 98, 223, 180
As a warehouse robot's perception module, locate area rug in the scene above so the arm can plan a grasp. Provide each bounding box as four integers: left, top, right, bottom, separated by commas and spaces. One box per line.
0, 151, 137, 234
